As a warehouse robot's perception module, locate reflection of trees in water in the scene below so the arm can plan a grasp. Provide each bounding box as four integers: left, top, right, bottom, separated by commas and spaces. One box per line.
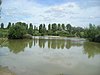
37, 38, 83, 49
0, 38, 84, 53
0, 39, 8, 47
33, 38, 38, 46
0, 65, 15, 75
0, 39, 33, 54
8, 39, 32, 54
83, 42, 100, 58
51, 39, 56, 49
66, 40, 71, 49
29, 40, 33, 48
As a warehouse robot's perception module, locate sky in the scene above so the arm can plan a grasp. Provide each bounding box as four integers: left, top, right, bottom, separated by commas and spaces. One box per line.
0, 0, 100, 27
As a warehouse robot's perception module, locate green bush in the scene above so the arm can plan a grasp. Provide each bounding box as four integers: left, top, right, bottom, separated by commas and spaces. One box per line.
0, 29, 8, 38
0, 32, 3, 38
8, 22, 27, 39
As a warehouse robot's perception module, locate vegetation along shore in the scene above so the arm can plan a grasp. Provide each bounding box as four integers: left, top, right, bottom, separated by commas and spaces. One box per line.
0, 22, 100, 43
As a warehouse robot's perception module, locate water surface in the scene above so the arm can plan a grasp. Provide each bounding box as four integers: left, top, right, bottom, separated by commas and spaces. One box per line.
0, 37, 100, 75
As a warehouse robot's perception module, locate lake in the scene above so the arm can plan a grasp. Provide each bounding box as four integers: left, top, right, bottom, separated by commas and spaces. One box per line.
0, 36, 100, 75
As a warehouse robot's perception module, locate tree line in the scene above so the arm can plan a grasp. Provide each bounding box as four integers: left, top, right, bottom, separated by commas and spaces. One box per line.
0, 22, 100, 42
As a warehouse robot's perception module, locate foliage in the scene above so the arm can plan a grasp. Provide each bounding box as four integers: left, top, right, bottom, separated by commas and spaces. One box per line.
62, 24, 65, 30
57, 24, 62, 31
48, 24, 51, 30
8, 22, 27, 39
0, 22, 100, 42
66, 24, 72, 33
7, 22, 11, 29
84, 24, 100, 42
0, 23, 4, 29
39, 24, 46, 36
52, 23, 57, 32
28, 23, 33, 35
0, 29, 8, 38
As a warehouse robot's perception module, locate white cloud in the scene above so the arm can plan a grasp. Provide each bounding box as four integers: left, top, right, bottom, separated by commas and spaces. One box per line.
1, 0, 100, 27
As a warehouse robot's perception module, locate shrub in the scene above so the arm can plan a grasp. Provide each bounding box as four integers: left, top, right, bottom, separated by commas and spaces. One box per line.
8, 22, 27, 39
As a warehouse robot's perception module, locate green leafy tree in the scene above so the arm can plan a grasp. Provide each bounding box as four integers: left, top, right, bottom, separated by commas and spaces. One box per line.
7, 22, 11, 29
62, 24, 65, 30
66, 24, 72, 33
34, 25, 36, 33
52, 23, 57, 32
33, 25, 39, 36
29, 23, 33, 29
48, 24, 51, 31
72, 27, 84, 37
12, 23, 14, 26
87, 24, 98, 41
39, 24, 46, 35
21, 23, 28, 31
0, 23, 4, 29
58, 24, 61, 31
28, 23, 33, 35
8, 22, 27, 39
39, 24, 42, 33
48, 24, 53, 35
43, 24, 46, 34
84, 24, 100, 42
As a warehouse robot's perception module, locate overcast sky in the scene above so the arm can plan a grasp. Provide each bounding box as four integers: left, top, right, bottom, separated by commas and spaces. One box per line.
0, 0, 100, 27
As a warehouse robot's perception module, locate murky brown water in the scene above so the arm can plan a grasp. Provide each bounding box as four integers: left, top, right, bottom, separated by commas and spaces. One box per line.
0, 36, 100, 75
